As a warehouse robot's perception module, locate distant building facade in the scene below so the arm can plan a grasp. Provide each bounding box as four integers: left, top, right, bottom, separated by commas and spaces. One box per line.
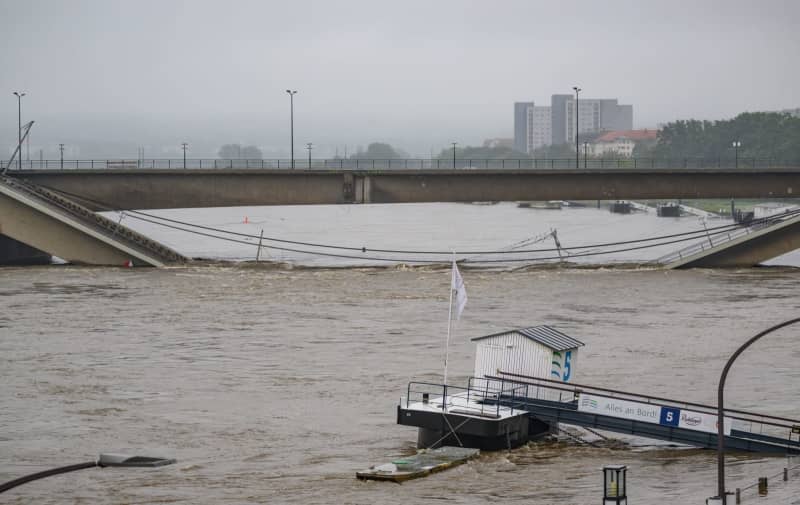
483, 138, 514, 149
513, 102, 552, 153
513, 102, 534, 153
551, 94, 633, 145
514, 94, 633, 154
589, 129, 657, 157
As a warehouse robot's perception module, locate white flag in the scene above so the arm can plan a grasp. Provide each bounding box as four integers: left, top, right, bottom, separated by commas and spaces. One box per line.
451, 261, 467, 320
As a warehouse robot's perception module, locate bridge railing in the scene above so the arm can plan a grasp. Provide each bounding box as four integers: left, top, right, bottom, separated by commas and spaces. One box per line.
2, 157, 800, 171
491, 372, 800, 446
656, 207, 800, 265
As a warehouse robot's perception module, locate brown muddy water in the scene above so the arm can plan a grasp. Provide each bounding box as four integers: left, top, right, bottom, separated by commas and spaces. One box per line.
1, 264, 799, 504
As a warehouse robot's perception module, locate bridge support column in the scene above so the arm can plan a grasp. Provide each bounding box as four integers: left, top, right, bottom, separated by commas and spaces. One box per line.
0, 234, 51, 265
349, 175, 371, 204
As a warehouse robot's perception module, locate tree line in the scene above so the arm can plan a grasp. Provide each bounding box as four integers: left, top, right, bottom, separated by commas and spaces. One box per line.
215, 112, 799, 161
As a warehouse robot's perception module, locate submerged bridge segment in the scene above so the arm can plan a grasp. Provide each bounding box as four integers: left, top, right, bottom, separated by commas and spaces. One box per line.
661, 210, 800, 268
0, 175, 185, 266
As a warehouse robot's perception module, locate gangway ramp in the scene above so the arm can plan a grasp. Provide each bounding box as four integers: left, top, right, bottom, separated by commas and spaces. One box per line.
0, 175, 185, 266
659, 208, 800, 268
492, 373, 800, 455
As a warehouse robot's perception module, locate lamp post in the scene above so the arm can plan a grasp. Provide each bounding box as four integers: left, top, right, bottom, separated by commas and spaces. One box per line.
286, 89, 297, 169
59, 143, 65, 169
713, 317, 800, 504
732, 140, 741, 169
0, 453, 176, 494
451, 142, 457, 169
181, 142, 188, 168
573, 86, 581, 169
583, 141, 589, 169
306, 142, 313, 169
12, 91, 25, 170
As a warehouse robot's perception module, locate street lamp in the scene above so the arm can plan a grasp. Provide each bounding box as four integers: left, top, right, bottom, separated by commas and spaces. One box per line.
583, 141, 589, 168
0, 453, 176, 494
59, 143, 65, 169
732, 140, 741, 169
573, 86, 581, 169
12, 91, 25, 170
451, 142, 458, 169
712, 317, 800, 505
306, 142, 313, 169
181, 142, 188, 168
286, 89, 297, 169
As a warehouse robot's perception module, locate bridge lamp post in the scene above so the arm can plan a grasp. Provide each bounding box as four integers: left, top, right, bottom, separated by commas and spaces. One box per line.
712, 317, 800, 505
181, 142, 188, 169
306, 142, 313, 169
583, 141, 589, 169
732, 141, 741, 169
12, 91, 25, 170
59, 144, 65, 169
286, 90, 297, 169
451, 142, 457, 169
573, 86, 581, 169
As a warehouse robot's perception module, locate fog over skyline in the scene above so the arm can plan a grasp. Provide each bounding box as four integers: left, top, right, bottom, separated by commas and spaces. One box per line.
1, 0, 798, 159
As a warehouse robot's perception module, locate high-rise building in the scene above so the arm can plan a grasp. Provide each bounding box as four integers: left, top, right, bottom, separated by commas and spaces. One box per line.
514, 102, 534, 153
551, 95, 632, 145
514, 102, 552, 154
527, 105, 552, 152
515, 95, 632, 154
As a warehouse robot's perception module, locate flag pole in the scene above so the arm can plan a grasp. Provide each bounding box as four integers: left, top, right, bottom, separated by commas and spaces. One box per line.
444, 254, 455, 388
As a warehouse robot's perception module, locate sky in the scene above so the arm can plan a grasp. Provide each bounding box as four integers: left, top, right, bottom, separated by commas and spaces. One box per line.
0, 0, 798, 158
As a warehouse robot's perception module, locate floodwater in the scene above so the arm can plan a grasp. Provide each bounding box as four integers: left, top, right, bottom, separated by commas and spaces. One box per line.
1, 203, 799, 504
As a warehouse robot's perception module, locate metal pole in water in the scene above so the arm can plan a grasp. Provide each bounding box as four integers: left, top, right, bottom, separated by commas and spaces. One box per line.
256, 229, 264, 262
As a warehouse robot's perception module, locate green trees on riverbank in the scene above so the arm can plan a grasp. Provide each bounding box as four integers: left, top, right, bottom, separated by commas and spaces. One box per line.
646, 112, 800, 159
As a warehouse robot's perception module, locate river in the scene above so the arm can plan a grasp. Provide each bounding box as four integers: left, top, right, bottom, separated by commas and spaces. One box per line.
1, 203, 799, 504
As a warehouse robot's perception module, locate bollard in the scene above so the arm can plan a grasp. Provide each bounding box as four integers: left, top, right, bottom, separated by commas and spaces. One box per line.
735, 488, 740, 504
758, 477, 768, 496
784, 467, 788, 481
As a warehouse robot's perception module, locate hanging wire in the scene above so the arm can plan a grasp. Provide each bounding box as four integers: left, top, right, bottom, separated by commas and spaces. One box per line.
37, 184, 799, 265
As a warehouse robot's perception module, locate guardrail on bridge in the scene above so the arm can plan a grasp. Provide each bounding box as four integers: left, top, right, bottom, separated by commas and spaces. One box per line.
2, 157, 800, 171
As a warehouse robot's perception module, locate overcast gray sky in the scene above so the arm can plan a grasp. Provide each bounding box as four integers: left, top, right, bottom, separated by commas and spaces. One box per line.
1, 0, 798, 158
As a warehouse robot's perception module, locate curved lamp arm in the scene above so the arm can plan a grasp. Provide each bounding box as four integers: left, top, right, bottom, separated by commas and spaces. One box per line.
0, 454, 175, 494
716, 317, 800, 504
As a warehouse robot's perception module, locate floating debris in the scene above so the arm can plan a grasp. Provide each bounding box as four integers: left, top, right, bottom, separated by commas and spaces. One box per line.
356, 446, 479, 482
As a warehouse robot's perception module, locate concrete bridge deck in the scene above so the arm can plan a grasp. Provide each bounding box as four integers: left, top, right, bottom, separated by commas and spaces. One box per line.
8, 166, 800, 210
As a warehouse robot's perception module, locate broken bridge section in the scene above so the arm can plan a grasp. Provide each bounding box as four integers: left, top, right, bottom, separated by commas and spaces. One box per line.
660, 209, 800, 269
0, 175, 185, 267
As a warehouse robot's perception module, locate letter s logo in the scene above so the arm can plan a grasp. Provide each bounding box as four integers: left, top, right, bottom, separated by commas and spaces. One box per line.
563, 351, 572, 382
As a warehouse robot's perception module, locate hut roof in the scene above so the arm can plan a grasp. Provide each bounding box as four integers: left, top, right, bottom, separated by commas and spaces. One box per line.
471, 325, 584, 352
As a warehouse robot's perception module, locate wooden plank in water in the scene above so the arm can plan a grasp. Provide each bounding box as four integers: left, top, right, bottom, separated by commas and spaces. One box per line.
356, 446, 479, 483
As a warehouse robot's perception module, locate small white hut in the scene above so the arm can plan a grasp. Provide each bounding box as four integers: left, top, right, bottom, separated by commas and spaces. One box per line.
471, 325, 585, 399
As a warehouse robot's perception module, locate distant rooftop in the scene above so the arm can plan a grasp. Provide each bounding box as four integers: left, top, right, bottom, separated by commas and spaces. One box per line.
595, 129, 658, 143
